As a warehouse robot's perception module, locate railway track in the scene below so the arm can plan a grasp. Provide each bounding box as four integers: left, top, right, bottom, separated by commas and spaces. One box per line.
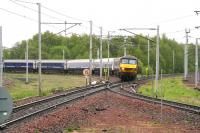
12, 84, 105, 113
1, 74, 199, 129
109, 77, 200, 115
0, 83, 121, 129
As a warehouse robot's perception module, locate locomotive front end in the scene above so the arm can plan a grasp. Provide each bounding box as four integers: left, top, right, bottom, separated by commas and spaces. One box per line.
119, 56, 138, 80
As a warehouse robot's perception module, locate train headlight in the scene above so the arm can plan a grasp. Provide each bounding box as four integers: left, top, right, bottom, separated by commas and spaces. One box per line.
121, 67, 125, 71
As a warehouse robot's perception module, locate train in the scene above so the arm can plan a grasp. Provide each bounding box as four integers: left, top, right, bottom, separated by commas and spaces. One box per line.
119, 56, 138, 80
3, 56, 138, 81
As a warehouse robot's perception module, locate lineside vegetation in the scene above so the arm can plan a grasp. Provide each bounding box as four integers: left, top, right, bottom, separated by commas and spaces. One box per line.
4, 73, 86, 100
138, 77, 200, 106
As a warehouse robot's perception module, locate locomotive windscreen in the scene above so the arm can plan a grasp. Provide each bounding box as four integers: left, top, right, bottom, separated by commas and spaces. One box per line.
121, 58, 137, 64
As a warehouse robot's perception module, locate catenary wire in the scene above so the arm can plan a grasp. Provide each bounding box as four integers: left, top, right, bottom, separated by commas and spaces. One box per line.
0, 7, 61, 30
11, 0, 36, 5
0, 7, 37, 22
42, 5, 88, 23
10, 0, 65, 22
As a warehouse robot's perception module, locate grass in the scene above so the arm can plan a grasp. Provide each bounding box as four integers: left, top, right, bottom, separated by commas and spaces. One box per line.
64, 125, 80, 132
4, 73, 87, 101
138, 77, 200, 106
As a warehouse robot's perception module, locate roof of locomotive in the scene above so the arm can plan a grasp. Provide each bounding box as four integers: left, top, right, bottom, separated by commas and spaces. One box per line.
120, 55, 137, 60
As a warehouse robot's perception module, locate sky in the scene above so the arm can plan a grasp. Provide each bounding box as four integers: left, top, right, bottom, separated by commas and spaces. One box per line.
1, 0, 200, 48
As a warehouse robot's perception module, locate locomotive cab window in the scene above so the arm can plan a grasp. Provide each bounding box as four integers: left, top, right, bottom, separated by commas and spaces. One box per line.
121, 59, 129, 64
129, 59, 137, 64
121, 59, 137, 64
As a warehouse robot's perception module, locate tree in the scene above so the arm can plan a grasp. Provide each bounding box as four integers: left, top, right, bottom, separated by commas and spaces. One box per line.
4, 31, 195, 74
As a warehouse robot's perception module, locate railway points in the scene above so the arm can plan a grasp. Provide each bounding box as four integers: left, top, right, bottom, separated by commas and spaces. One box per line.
0, 83, 110, 129
1, 76, 200, 132
1, 67, 200, 132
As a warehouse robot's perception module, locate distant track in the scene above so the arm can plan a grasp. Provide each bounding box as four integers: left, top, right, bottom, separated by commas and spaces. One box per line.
109, 76, 200, 115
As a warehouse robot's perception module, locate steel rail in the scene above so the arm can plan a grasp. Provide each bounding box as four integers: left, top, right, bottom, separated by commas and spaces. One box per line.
109, 84, 200, 115
0, 74, 190, 129
12, 84, 105, 113
0, 83, 119, 129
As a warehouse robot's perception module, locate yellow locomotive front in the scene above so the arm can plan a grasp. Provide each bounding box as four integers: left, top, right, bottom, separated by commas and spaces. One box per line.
119, 56, 138, 81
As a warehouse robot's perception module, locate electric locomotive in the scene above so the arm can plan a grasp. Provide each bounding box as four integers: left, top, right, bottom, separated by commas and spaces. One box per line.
3, 56, 139, 81
119, 55, 138, 81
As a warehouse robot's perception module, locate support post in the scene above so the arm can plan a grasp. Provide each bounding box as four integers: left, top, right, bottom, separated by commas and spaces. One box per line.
63, 49, 65, 60
89, 20, 93, 85
37, 3, 42, 96
195, 38, 198, 88
26, 40, 29, 84
184, 29, 190, 80
124, 37, 127, 56
97, 48, 99, 59
100, 27, 103, 80
155, 25, 160, 97
0, 26, 2, 87
64, 21, 67, 36
147, 34, 150, 76
107, 32, 110, 81
173, 50, 175, 74
160, 69, 163, 122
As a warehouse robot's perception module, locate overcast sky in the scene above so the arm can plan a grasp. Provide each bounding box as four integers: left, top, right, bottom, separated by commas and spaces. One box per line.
1, 0, 200, 48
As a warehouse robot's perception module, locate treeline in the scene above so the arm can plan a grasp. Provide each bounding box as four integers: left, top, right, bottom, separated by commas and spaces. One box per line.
4, 31, 197, 74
